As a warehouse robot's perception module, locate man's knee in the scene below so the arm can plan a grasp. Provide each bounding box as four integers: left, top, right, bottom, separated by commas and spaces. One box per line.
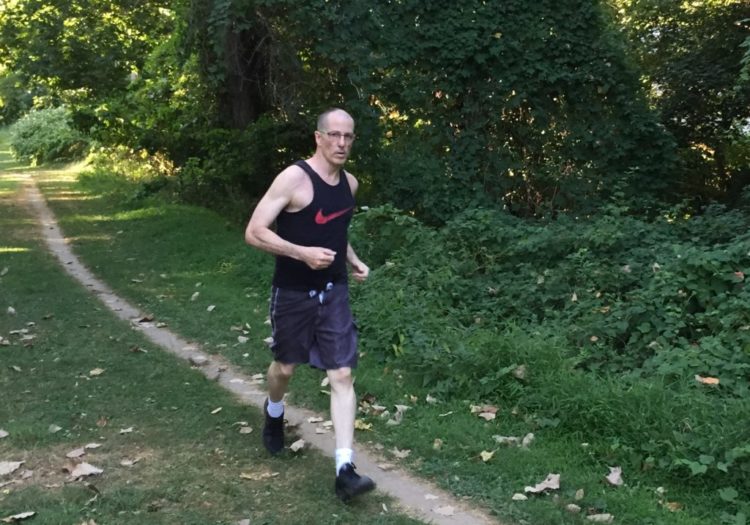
327, 367, 353, 390
270, 361, 296, 380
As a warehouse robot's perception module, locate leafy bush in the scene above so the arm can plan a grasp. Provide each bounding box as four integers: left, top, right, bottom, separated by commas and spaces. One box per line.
350, 203, 750, 512
9, 106, 89, 164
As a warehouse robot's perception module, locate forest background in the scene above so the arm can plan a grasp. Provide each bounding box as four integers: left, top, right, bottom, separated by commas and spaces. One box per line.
1, 1, 750, 524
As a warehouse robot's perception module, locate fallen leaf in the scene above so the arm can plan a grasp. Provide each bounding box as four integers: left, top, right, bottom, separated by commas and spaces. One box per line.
240, 469, 279, 481
425, 494, 439, 500
7, 307, 16, 316
307, 416, 324, 423
511, 493, 528, 501
354, 419, 372, 431
48, 424, 62, 434
189, 355, 209, 367
119, 427, 133, 434
665, 501, 683, 512
68, 462, 103, 479
391, 448, 411, 459
0, 267, 7, 276
0, 461, 24, 476
290, 439, 305, 452
263, 336, 274, 345
494, 435, 521, 446
239, 426, 253, 434
695, 375, 720, 385
566, 504, 582, 513
66, 448, 86, 459
120, 458, 140, 467
1, 511, 35, 523
524, 473, 561, 494
433, 438, 443, 450
237, 336, 248, 344
478, 412, 496, 421
85, 443, 102, 450
425, 394, 438, 404
0, 430, 8, 439
190, 292, 200, 301
575, 488, 585, 500
521, 433, 535, 448
237, 520, 251, 525
207, 305, 216, 312
605, 466, 623, 486
480, 450, 495, 462
210, 407, 222, 415
513, 365, 527, 380
377, 462, 395, 471
89, 368, 105, 377
586, 513, 614, 523
138, 315, 154, 323
434, 506, 455, 516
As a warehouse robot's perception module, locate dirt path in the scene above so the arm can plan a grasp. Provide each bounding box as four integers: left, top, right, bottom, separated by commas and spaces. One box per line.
20, 174, 502, 525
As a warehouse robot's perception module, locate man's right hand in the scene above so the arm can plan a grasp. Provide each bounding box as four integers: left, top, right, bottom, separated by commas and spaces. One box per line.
300, 246, 337, 270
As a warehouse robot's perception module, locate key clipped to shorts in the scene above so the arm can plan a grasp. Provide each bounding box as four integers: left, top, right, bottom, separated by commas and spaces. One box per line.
308, 282, 334, 304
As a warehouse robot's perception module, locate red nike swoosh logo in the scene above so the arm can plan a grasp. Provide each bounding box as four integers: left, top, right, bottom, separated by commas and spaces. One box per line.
315, 207, 353, 224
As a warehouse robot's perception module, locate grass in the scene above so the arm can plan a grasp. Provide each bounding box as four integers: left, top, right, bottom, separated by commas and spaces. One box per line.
2, 139, 732, 524
0, 146, 421, 524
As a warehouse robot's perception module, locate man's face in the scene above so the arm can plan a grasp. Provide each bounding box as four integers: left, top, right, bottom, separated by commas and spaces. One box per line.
315, 111, 355, 168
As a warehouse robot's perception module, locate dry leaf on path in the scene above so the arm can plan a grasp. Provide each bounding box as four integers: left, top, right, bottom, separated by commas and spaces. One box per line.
0, 461, 23, 476
1, 511, 35, 523
377, 462, 395, 471
524, 473, 561, 494
605, 466, 623, 486
425, 494, 439, 500
119, 427, 133, 434
307, 416, 324, 423
239, 426, 253, 434
66, 448, 86, 459
433, 506, 455, 516
290, 439, 305, 452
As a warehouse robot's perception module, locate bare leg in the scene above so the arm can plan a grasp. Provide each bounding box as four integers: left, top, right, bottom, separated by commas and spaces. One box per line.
267, 361, 295, 402
327, 367, 355, 450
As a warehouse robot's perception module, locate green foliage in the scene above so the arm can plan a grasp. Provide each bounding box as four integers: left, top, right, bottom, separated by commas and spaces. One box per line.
614, 0, 750, 205
0, 69, 33, 125
9, 106, 88, 164
262, 0, 678, 218
350, 204, 750, 509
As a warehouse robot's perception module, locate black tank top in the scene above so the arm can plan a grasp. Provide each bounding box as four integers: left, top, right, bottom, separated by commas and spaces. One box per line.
272, 160, 355, 290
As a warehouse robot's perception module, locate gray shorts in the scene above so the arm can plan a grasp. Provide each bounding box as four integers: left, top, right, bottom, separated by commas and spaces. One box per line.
268, 283, 358, 370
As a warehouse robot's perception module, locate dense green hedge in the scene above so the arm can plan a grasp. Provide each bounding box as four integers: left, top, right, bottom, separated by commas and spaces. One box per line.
349, 203, 750, 516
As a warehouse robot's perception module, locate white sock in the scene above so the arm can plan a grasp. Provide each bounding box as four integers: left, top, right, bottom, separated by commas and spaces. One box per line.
335, 448, 353, 474
266, 398, 284, 418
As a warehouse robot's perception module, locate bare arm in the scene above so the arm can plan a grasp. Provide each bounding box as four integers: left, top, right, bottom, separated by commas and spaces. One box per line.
245, 167, 336, 270
341, 172, 369, 281
347, 243, 369, 282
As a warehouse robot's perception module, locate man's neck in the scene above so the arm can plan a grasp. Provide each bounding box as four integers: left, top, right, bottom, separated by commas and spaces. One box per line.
307, 154, 342, 180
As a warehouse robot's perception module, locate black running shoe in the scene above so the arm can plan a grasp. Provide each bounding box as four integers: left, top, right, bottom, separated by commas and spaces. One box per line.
262, 399, 284, 455
335, 463, 375, 501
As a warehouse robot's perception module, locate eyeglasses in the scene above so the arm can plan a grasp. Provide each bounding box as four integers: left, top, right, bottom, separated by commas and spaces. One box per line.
319, 130, 356, 143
